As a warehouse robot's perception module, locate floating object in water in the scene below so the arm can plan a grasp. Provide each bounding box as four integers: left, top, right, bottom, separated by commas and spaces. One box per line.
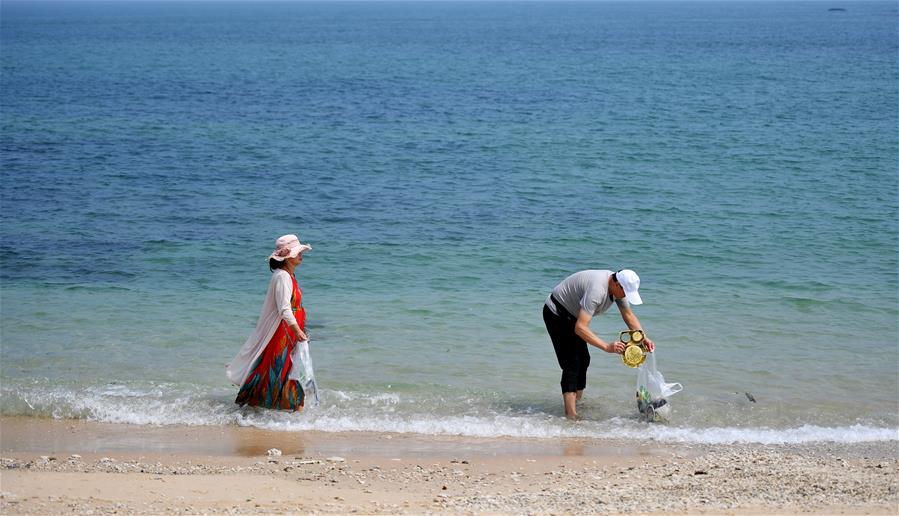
745, 392, 756, 403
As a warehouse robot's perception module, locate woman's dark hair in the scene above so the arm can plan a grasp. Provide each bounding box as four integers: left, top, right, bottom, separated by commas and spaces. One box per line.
269, 258, 286, 272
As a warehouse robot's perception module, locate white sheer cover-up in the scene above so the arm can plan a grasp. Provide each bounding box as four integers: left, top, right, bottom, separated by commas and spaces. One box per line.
225, 269, 300, 386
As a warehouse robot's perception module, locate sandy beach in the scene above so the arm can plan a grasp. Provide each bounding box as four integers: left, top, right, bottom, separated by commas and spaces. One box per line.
0, 417, 896, 514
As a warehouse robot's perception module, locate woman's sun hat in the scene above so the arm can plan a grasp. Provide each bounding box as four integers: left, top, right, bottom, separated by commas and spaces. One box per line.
269, 234, 312, 261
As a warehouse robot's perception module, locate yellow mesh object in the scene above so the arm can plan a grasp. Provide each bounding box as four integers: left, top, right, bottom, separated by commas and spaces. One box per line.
620, 330, 645, 344
622, 344, 646, 368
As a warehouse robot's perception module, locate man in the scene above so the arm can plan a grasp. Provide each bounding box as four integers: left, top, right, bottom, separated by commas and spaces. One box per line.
543, 269, 655, 418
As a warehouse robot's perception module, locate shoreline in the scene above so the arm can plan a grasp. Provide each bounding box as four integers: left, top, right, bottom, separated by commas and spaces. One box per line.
0, 416, 673, 459
1, 417, 897, 514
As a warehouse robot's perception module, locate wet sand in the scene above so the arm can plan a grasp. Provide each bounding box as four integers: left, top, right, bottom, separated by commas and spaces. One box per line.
1, 417, 896, 514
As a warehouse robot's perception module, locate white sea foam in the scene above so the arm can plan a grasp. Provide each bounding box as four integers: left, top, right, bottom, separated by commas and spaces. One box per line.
2, 385, 896, 444
331, 390, 401, 406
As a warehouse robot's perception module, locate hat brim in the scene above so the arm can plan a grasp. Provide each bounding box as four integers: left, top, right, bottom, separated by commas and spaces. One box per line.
269, 243, 312, 261
624, 289, 643, 305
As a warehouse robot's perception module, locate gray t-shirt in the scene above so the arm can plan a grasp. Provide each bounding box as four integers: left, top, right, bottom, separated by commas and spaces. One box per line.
545, 270, 629, 318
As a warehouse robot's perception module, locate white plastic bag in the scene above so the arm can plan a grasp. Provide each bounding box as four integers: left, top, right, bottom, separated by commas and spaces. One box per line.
636, 352, 682, 422
289, 340, 320, 407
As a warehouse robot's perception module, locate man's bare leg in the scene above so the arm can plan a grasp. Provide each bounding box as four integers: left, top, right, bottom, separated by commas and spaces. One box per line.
563, 392, 578, 418
575, 390, 584, 401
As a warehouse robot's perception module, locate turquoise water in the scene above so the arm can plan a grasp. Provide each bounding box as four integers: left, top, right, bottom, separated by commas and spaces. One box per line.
1, 1, 897, 444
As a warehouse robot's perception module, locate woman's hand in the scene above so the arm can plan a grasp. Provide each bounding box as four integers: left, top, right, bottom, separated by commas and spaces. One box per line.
644, 337, 655, 353
292, 326, 308, 342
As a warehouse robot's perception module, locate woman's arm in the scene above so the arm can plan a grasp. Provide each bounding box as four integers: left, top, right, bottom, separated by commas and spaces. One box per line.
273, 273, 307, 341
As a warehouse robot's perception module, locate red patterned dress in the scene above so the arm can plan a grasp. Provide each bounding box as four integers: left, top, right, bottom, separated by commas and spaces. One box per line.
235, 275, 307, 411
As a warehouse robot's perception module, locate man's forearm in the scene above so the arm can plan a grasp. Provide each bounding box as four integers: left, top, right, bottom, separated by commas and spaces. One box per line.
621, 310, 642, 331
574, 324, 612, 352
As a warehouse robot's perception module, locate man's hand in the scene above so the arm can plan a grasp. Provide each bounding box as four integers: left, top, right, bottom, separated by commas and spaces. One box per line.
644, 337, 655, 353
608, 340, 626, 354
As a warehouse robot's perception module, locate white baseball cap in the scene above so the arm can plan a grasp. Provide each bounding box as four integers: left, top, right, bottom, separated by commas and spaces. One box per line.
616, 269, 643, 305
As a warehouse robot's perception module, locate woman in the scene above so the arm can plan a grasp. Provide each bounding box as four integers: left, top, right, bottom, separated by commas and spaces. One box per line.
226, 234, 312, 411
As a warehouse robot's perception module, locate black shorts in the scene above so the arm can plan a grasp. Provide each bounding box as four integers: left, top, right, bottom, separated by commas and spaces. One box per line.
543, 297, 590, 393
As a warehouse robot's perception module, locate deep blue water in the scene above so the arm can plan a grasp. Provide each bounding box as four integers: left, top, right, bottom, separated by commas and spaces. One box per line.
1, 1, 897, 443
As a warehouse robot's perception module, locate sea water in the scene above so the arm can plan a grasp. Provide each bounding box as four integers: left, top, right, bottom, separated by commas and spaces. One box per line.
1, 1, 897, 445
